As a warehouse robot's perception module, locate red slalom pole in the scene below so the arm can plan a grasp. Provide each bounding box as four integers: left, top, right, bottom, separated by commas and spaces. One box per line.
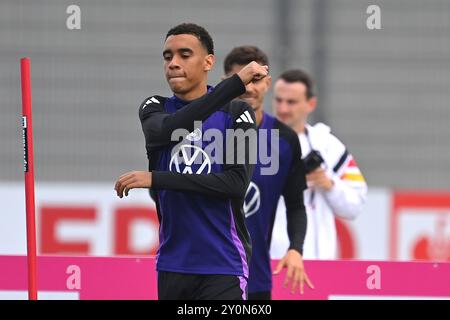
21, 57, 38, 300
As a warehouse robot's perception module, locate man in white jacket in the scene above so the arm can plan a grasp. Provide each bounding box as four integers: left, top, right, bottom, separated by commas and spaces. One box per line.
270, 69, 368, 260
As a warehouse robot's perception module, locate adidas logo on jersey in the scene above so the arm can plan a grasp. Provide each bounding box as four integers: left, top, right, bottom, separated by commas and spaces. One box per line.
142, 96, 160, 109
236, 111, 254, 124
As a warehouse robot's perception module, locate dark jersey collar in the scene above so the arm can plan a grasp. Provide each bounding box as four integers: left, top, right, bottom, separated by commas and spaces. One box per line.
170, 85, 214, 109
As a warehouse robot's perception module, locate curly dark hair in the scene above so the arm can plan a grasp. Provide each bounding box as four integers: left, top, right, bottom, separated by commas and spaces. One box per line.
166, 23, 214, 55
223, 45, 269, 74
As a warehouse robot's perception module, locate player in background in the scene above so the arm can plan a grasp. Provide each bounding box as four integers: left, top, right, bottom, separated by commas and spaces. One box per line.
271, 69, 368, 260
224, 46, 314, 300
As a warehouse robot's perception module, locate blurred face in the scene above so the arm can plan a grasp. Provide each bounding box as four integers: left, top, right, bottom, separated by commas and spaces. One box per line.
227, 64, 271, 112
273, 79, 316, 130
163, 34, 214, 96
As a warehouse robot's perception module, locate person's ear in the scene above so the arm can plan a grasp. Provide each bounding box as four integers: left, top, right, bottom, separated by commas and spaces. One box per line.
204, 54, 215, 72
307, 96, 317, 113
264, 75, 272, 91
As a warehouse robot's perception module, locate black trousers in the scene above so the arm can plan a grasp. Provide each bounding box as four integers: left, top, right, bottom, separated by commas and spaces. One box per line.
158, 271, 247, 300
248, 291, 271, 300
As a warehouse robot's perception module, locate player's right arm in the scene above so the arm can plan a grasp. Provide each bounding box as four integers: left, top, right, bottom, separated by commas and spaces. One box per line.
139, 62, 268, 150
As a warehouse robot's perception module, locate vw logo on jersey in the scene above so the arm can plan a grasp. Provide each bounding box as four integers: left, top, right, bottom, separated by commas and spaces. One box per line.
186, 128, 202, 142
244, 181, 261, 218
169, 144, 212, 174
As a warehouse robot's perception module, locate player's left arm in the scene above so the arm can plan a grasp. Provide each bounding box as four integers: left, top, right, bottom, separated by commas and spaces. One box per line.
322, 135, 368, 220
273, 132, 314, 294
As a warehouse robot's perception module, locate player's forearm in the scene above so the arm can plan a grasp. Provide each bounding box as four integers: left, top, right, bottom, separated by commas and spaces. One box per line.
151, 164, 255, 199
286, 205, 307, 255
283, 152, 308, 254
141, 74, 245, 145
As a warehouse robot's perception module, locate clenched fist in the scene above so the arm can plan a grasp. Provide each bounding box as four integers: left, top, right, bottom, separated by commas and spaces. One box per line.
237, 61, 269, 85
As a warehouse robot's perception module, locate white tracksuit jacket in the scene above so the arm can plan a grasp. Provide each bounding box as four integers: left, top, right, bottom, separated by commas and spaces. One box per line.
270, 123, 368, 259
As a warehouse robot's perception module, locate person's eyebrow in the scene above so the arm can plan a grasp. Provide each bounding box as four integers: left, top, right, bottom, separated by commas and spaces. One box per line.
178, 48, 193, 54
163, 47, 193, 57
